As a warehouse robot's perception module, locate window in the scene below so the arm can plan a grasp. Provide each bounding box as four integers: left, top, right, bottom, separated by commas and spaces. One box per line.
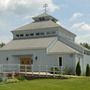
47, 31, 56, 35
59, 57, 62, 66
40, 32, 44, 35
47, 32, 51, 35
36, 33, 39, 36
52, 31, 56, 34
6, 57, 9, 61
39, 17, 45, 21
30, 33, 34, 36
16, 34, 19, 37
20, 34, 24, 37
26, 34, 29, 36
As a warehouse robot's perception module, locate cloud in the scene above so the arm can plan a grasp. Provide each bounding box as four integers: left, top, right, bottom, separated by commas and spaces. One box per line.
0, 0, 59, 16
70, 12, 83, 21
76, 34, 90, 44
80, 23, 90, 31
56, 21, 61, 25
72, 22, 90, 31
0, 35, 12, 43
0, 0, 59, 43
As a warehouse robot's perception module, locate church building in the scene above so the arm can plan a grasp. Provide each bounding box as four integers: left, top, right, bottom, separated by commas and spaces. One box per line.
0, 11, 90, 75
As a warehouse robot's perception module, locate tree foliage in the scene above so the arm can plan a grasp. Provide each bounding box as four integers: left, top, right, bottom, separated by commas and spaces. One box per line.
80, 43, 90, 49
76, 61, 81, 76
0, 42, 5, 48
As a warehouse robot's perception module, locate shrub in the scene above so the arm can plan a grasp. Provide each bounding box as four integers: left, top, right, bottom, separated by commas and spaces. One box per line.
76, 61, 81, 76
6, 78, 19, 83
17, 75, 26, 81
0, 78, 3, 82
49, 67, 59, 74
86, 64, 90, 76
63, 67, 74, 75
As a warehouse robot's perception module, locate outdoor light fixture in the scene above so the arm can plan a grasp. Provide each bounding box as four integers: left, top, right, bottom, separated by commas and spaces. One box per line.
6, 57, 9, 61
35, 56, 38, 60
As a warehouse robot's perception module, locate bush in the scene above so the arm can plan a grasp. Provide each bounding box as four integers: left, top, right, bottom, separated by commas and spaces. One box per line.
86, 64, 90, 76
49, 67, 60, 74
63, 67, 74, 75
6, 79, 19, 83
17, 75, 26, 81
0, 78, 3, 82
76, 62, 81, 76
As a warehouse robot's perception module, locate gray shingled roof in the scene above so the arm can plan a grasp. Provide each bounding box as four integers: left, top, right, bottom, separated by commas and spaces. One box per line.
13, 20, 76, 36
48, 41, 79, 54
32, 13, 58, 21
12, 12, 76, 36
0, 37, 79, 54
14, 20, 59, 31
0, 37, 56, 50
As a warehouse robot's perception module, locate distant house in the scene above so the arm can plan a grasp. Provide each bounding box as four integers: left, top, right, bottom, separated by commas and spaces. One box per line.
0, 12, 90, 75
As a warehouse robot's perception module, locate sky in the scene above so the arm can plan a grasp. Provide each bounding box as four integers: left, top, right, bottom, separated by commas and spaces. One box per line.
0, 0, 90, 44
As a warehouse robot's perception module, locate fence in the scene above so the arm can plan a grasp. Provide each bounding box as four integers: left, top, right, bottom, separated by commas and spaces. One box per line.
0, 64, 64, 75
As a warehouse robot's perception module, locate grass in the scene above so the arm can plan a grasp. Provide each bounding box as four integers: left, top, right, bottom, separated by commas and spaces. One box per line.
0, 77, 90, 90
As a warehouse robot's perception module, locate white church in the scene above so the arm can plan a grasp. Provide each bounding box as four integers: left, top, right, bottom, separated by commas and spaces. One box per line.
0, 11, 90, 75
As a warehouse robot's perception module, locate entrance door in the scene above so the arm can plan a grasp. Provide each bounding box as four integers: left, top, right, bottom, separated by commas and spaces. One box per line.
20, 56, 32, 72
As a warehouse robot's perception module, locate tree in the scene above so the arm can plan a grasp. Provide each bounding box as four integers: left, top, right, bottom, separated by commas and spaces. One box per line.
0, 43, 5, 48
86, 64, 90, 76
80, 43, 90, 49
76, 61, 81, 76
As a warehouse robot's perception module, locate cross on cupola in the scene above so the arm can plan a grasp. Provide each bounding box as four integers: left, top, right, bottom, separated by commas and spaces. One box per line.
32, 4, 58, 23
43, 3, 48, 13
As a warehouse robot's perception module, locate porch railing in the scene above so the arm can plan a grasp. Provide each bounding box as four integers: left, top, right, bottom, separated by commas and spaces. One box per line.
0, 64, 64, 75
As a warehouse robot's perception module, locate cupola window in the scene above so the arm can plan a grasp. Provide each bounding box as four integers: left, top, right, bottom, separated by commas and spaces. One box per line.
30, 33, 34, 36
20, 34, 24, 37
40, 32, 44, 35
36, 33, 40, 36
26, 34, 29, 36
39, 17, 45, 21
16, 34, 19, 37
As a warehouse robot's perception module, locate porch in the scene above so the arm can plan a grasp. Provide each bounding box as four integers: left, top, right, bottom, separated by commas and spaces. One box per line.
0, 64, 64, 76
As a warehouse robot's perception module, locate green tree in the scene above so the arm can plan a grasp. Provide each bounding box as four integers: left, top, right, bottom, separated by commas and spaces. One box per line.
86, 64, 90, 76
76, 61, 81, 76
0, 42, 5, 47
80, 43, 90, 49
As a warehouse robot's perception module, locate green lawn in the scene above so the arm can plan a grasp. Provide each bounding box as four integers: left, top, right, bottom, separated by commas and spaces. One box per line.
0, 78, 90, 90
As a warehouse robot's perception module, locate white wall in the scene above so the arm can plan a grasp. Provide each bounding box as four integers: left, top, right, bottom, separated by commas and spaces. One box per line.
83, 55, 90, 75
0, 49, 76, 72
75, 54, 84, 75
63, 54, 76, 72
57, 28, 75, 42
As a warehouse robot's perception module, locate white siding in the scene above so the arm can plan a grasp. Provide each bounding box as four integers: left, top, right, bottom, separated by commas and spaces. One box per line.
0, 49, 76, 72
83, 55, 90, 74
75, 54, 84, 75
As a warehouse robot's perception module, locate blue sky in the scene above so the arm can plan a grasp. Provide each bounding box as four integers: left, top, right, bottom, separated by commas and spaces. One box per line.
0, 0, 90, 44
